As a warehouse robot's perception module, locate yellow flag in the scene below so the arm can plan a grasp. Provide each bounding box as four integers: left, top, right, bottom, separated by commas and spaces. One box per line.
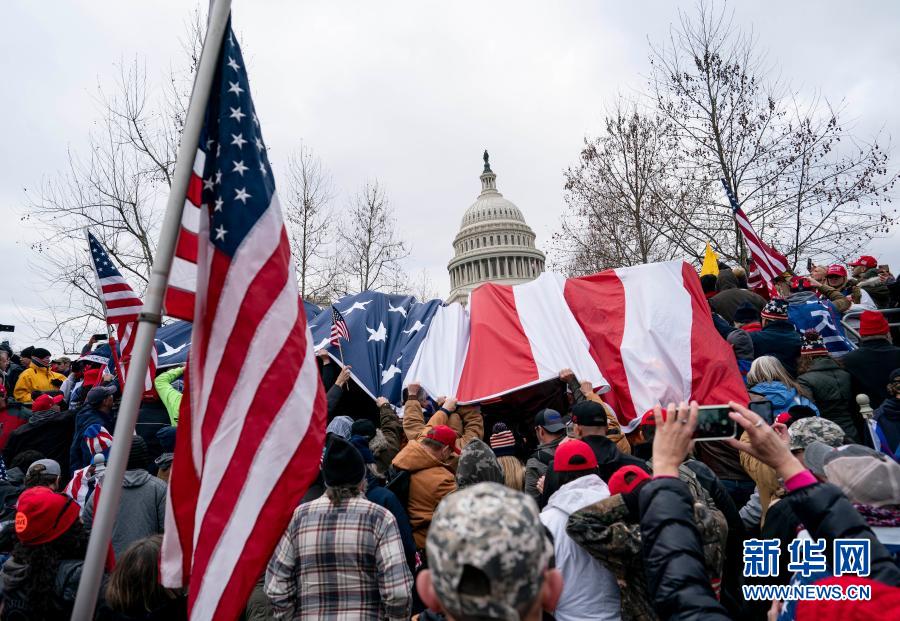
700, 243, 719, 277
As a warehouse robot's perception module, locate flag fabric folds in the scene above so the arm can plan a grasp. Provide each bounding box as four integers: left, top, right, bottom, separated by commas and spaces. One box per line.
310, 262, 747, 431
159, 20, 326, 621
86, 231, 157, 390
700, 242, 720, 277
720, 178, 790, 284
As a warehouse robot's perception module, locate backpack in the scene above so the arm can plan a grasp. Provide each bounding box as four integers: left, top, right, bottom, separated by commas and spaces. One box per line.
385, 468, 412, 510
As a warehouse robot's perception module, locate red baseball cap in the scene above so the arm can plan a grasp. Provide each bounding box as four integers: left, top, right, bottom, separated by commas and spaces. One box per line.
640, 410, 657, 426
15, 487, 80, 546
826, 264, 848, 278
31, 393, 64, 412
849, 255, 877, 269
553, 439, 599, 472
608, 465, 651, 495
426, 425, 460, 454
859, 310, 889, 337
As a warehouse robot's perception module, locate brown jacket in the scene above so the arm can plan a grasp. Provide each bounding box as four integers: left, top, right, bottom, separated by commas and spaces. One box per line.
739, 430, 780, 526
391, 440, 457, 548
371, 403, 404, 477
402, 400, 483, 452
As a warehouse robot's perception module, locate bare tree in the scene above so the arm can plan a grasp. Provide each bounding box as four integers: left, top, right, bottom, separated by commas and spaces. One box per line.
650, 1, 896, 267
21, 12, 204, 348
407, 268, 441, 301
552, 102, 710, 275
283, 143, 342, 301
340, 181, 409, 292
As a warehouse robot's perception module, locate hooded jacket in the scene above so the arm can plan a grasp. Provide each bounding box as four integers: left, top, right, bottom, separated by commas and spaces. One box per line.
747, 381, 819, 417
524, 433, 565, 501
709, 268, 767, 323
874, 397, 900, 460
391, 441, 456, 548
12, 363, 66, 403
153, 366, 183, 426
0, 557, 84, 619
540, 475, 620, 621
797, 357, 864, 443
750, 321, 803, 377
83, 469, 166, 556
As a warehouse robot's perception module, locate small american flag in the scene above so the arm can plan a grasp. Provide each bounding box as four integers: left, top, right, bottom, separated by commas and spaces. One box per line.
86, 231, 157, 390
721, 179, 790, 285
330, 306, 349, 346
160, 19, 326, 621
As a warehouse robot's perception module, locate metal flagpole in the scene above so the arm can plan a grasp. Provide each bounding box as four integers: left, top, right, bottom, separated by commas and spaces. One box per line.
71, 0, 233, 617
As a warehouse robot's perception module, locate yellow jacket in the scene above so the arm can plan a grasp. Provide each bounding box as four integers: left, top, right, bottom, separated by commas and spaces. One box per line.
13, 364, 67, 403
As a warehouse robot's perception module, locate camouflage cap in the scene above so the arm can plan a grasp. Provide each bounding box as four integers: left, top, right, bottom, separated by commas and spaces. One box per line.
789, 417, 844, 451
426, 482, 553, 621
456, 439, 504, 489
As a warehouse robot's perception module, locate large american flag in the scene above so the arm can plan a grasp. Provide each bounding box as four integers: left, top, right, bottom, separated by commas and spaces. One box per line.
86, 231, 157, 390
160, 20, 327, 621
721, 178, 790, 284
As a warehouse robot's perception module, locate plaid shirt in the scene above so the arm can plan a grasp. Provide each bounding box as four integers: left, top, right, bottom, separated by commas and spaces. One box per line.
265, 494, 413, 620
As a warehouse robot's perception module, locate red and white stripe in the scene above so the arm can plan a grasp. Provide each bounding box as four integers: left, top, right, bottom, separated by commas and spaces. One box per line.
733, 207, 790, 284
164, 151, 205, 321
408, 262, 748, 431
64, 467, 92, 506
160, 191, 327, 619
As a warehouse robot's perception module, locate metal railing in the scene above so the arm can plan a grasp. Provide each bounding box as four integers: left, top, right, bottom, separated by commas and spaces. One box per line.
841, 308, 900, 344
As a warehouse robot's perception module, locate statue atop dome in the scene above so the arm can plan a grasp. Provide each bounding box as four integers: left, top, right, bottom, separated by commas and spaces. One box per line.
446, 152, 546, 306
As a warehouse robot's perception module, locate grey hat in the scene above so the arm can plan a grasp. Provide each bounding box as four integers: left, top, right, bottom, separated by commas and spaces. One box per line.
804, 441, 879, 478
455, 439, 504, 489
27, 458, 61, 478
824, 453, 900, 508
86, 384, 116, 406
426, 482, 553, 621
789, 417, 844, 452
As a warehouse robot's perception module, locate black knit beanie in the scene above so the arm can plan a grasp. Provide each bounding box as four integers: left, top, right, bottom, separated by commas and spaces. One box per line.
127, 435, 150, 471
322, 436, 366, 487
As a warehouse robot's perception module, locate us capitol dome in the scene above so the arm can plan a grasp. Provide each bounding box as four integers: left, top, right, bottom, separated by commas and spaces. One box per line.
446, 151, 546, 305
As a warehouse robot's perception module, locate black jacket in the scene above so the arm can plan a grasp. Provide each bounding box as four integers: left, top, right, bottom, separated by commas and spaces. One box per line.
874, 397, 900, 457
750, 321, 802, 377
541, 435, 649, 507
842, 338, 900, 409
3, 411, 75, 476
640, 478, 900, 621
710, 270, 766, 324
797, 357, 864, 443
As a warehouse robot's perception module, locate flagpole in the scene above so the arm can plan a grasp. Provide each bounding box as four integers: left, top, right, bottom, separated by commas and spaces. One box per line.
71, 1, 232, 618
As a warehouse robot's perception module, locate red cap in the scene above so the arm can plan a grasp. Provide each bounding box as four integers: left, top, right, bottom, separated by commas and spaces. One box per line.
82, 368, 102, 389
15, 487, 80, 545
775, 412, 792, 425
849, 255, 877, 269
426, 425, 460, 454
859, 310, 890, 337
553, 439, 599, 472
826, 264, 848, 278
31, 393, 63, 412
640, 410, 657, 426
608, 465, 651, 495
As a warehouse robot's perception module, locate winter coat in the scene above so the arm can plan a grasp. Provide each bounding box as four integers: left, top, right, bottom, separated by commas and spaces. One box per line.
69, 404, 115, 474
0, 557, 84, 620
578, 389, 632, 454
0, 405, 28, 453
391, 441, 456, 548
3, 410, 75, 474
797, 357, 864, 443
524, 434, 565, 502
843, 338, 900, 409
402, 400, 483, 454
83, 469, 167, 557
153, 366, 183, 426
874, 397, 900, 460
710, 269, 767, 323
750, 321, 803, 377
366, 472, 417, 570
747, 381, 819, 417
372, 402, 404, 478
540, 475, 620, 621
638, 478, 732, 621
12, 364, 66, 403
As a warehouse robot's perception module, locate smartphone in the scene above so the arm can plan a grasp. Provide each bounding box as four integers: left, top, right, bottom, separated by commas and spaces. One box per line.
92, 333, 109, 341
806, 258, 814, 273
693, 405, 738, 441
748, 400, 774, 425
0, 324, 13, 333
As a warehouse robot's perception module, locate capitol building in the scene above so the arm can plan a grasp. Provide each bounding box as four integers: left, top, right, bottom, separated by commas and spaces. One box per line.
446, 152, 546, 305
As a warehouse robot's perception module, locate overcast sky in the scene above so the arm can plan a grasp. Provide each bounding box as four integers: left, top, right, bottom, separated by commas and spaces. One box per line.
3, 1, 899, 351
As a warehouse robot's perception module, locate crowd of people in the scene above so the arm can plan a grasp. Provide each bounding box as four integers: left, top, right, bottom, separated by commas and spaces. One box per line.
0, 252, 897, 620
